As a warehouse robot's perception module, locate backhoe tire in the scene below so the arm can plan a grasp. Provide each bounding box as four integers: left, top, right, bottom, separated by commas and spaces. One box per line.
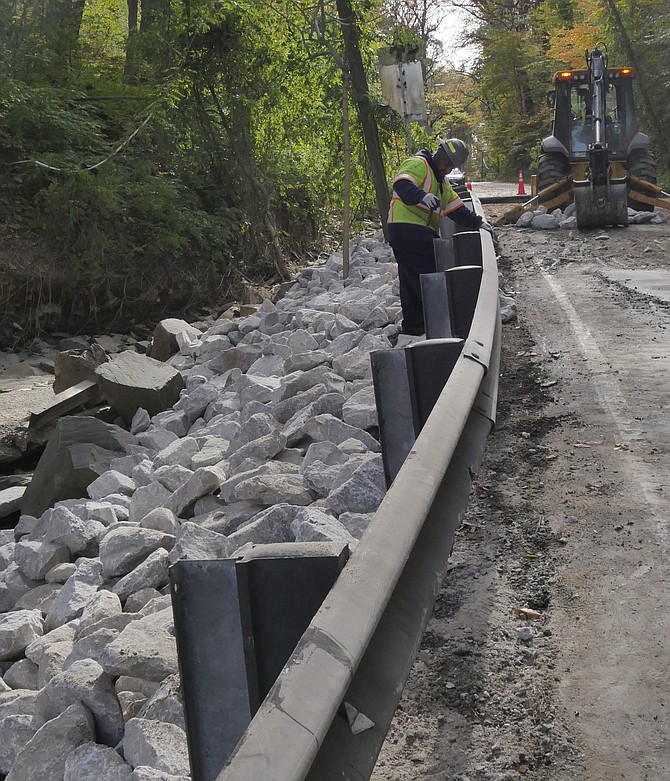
537, 152, 569, 193
627, 149, 657, 212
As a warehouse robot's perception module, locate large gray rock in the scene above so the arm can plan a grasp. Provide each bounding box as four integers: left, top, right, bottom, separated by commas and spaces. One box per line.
0, 611, 44, 662
218, 463, 299, 506
130, 767, 188, 781
325, 455, 386, 514
112, 549, 170, 602
128, 483, 172, 524
275, 366, 346, 402
153, 438, 200, 469
25, 622, 79, 666
282, 394, 345, 446
0, 564, 40, 612
139, 507, 179, 536
167, 523, 232, 564
234, 472, 315, 506
53, 346, 108, 395
3, 659, 39, 691
63, 627, 121, 670
226, 431, 287, 471
136, 674, 185, 730
99, 527, 175, 579
15, 584, 62, 617
271, 384, 328, 424
6, 702, 95, 781
77, 591, 122, 636
21, 417, 138, 518
14, 541, 70, 582
96, 352, 186, 425
64, 742, 132, 781
35, 659, 124, 747
342, 385, 377, 429
302, 414, 380, 452
0, 714, 45, 775
0, 690, 39, 720
227, 504, 300, 550
206, 344, 261, 374
165, 465, 227, 518
290, 507, 356, 545
87, 471, 136, 501
150, 319, 202, 363
100, 609, 177, 682
43, 559, 103, 632
30, 505, 104, 557
123, 718, 190, 776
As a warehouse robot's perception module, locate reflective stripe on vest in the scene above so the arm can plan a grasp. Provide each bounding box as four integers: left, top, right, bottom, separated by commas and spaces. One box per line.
388, 156, 463, 233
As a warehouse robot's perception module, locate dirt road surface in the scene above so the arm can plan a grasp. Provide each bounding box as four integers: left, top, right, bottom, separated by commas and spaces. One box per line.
373, 187, 670, 780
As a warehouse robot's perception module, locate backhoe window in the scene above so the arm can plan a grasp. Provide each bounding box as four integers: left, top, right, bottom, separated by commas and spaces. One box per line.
570, 86, 591, 154
569, 82, 626, 153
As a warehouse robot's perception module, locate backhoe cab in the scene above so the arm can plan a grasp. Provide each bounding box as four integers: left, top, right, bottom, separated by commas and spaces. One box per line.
504, 44, 668, 227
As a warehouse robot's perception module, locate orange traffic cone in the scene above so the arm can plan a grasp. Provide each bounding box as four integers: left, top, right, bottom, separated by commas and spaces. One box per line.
466, 173, 472, 191
517, 169, 526, 195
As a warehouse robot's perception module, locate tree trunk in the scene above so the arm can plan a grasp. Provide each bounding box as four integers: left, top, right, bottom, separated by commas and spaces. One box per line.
335, 0, 390, 240
123, 0, 139, 84
207, 84, 291, 281
42, 0, 87, 57
342, 70, 351, 279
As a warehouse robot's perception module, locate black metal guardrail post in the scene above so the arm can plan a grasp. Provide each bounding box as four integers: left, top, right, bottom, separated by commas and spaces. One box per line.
372, 339, 464, 486
405, 338, 465, 431
370, 349, 414, 487
453, 230, 483, 266
421, 272, 453, 340
214, 196, 500, 781
448, 265, 484, 338
434, 237, 456, 271
171, 543, 349, 781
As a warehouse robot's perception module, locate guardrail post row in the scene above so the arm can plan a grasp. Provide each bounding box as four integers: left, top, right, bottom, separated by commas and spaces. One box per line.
171, 543, 349, 781
447, 264, 484, 338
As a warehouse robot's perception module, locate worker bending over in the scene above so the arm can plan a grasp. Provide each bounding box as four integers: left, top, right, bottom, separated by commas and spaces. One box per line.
388, 138, 492, 336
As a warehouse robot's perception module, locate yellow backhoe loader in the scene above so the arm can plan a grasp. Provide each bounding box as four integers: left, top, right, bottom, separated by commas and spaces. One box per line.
503, 44, 670, 227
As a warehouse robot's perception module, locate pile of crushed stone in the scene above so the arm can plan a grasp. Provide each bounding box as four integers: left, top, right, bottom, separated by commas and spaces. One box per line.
515, 203, 668, 230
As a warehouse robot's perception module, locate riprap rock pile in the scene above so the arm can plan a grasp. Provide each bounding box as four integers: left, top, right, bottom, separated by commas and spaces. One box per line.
0, 236, 401, 780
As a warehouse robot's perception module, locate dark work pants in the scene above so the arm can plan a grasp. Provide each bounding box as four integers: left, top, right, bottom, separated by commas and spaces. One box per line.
389, 237, 437, 334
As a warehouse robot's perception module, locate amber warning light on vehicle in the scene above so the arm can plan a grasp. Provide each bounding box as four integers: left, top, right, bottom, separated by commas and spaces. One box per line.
558, 71, 573, 80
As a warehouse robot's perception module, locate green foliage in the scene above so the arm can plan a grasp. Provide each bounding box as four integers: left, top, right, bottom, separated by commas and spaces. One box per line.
0, 0, 382, 320
32, 164, 243, 280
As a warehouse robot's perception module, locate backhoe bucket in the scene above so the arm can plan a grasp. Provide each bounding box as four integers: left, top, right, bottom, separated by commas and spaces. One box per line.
574, 177, 628, 228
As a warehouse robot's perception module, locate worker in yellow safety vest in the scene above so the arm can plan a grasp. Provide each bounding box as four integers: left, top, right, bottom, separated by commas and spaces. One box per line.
388, 138, 493, 336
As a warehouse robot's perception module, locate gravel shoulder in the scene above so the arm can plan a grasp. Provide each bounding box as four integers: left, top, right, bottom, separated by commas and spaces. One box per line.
373, 202, 670, 781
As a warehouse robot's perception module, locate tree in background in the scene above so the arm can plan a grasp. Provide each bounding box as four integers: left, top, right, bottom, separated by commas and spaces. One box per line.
0, 0, 398, 336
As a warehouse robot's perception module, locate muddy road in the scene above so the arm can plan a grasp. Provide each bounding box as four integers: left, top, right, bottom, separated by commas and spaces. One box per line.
374, 195, 670, 781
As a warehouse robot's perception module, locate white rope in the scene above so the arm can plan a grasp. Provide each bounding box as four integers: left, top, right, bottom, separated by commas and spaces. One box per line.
10, 109, 156, 172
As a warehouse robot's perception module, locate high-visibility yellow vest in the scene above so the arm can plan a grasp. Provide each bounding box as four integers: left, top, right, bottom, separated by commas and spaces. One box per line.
388, 155, 464, 234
